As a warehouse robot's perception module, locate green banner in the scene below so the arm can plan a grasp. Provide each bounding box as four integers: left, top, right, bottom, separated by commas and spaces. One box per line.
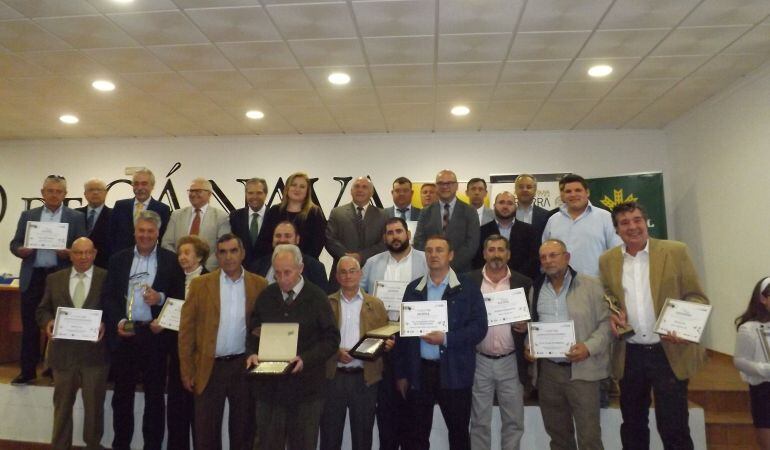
587, 172, 667, 239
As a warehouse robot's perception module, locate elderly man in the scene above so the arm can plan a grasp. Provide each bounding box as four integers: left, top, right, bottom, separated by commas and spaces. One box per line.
9, 175, 86, 385
420, 183, 437, 208
76, 179, 112, 268
326, 176, 387, 291
414, 170, 480, 273
162, 177, 231, 270
178, 233, 267, 449
36, 237, 107, 450
468, 235, 532, 450
102, 210, 185, 450
514, 174, 551, 241
528, 239, 611, 450
386, 176, 421, 221
246, 244, 340, 449
229, 177, 273, 268
248, 220, 328, 291
108, 168, 171, 255
394, 236, 487, 450
599, 202, 709, 450
466, 178, 494, 226
320, 256, 390, 450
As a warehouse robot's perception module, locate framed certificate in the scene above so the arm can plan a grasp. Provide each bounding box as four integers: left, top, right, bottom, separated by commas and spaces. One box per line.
757, 324, 770, 362
24, 221, 69, 250
654, 298, 713, 343
483, 288, 530, 326
528, 321, 575, 359
249, 323, 299, 376
157, 298, 184, 331
373, 280, 409, 313
52, 307, 102, 342
400, 301, 448, 337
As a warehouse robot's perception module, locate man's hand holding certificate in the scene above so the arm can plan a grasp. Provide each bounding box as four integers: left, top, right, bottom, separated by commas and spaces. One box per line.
528, 321, 576, 359
400, 301, 448, 337
24, 221, 69, 250
654, 298, 713, 343
52, 307, 102, 342
483, 288, 530, 326
157, 298, 185, 331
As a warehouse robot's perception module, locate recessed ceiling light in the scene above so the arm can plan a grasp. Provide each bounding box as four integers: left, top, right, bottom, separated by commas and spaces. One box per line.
59, 114, 79, 124
328, 72, 351, 85
113, 0, 134, 4
587, 64, 613, 78
451, 105, 470, 116
246, 110, 265, 120
92, 80, 115, 91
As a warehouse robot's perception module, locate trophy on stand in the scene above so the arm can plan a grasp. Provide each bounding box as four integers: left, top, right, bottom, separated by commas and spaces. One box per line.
604, 294, 635, 339
124, 292, 135, 333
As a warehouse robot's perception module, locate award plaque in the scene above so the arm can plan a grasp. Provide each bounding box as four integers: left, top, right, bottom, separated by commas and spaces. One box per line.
604, 294, 635, 339
123, 294, 135, 333
248, 323, 299, 376
350, 337, 386, 361
757, 324, 770, 362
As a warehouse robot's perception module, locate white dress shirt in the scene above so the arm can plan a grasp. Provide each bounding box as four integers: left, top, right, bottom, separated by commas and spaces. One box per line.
384, 248, 414, 282
216, 268, 247, 357
622, 242, 660, 345
187, 203, 209, 232
69, 266, 94, 306
338, 290, 364, 369
249, 204, 266, 231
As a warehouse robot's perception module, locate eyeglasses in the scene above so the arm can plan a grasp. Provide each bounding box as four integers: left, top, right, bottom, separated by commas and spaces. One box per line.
435, 181, 457, 188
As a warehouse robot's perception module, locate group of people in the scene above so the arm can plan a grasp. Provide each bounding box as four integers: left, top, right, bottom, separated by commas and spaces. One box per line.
7, 167, 769, 450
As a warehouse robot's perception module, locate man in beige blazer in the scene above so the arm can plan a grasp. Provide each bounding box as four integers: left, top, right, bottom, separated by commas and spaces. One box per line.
178, 233, 267, 450
162, 177, 231, 271
36, 237, 108, 450
599, 202, 708, 450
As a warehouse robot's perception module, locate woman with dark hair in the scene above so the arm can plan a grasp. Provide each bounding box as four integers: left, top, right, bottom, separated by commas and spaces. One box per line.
258, 172, 327, 258
734, 276, 770, 450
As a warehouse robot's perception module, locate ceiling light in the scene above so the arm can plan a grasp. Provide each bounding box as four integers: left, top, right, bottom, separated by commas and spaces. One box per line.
246, 110, 264, 120
327, 72, 351, 85
112, 0, 134, 3
451, 105, 470, 116
587, 64, 613, 78
59, 114, 79, 124
92, 80, 115, 91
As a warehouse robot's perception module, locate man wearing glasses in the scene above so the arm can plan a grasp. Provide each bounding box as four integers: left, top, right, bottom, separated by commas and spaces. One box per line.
9, 174, 86, 385
161, 177, 231, 271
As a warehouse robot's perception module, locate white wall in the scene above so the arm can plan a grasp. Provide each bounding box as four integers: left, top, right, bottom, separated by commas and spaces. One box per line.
666, 62, 770, 354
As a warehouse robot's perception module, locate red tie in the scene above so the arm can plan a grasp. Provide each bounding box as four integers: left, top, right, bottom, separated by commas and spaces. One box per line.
190, 209, 201, 235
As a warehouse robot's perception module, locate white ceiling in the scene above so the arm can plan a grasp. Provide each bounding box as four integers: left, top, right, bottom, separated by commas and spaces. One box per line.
0, 0, 768, 138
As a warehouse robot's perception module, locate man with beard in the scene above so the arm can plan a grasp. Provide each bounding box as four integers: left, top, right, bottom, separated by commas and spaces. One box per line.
472, 191, 538, 279
514, 174, 552, 242
359, 217, 428, 450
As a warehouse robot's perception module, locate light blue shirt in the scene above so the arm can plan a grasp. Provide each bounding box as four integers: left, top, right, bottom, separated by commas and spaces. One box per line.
537, 271, 572, 323
87, 205, 104, 229
216, 268, 247, 357
33, 205, 62, 268
542, 202, 622, 277
516, 204, 533, 224
420, 273, 449, 360
495, 219, 514, 241
126, 245, 160, 322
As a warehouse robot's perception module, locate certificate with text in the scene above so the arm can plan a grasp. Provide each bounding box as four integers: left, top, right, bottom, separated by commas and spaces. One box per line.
654, 298, 712, 343
52, 307, 101, 342
528, 321, 575, 359
400, 301, 448, 337
484, 288, 530, 326
157, 298, 185, 331
373, 280, 409, 312
24, 221, 69, 250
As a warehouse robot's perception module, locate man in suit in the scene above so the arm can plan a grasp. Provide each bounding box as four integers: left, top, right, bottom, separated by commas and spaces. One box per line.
9, 175, 86, 385
161, 177, 231, 271
472, 191, 539, 279
528, 239, 610, 450
229, 177, 272, 268
320, 256, 390, 450
514, 174, 551, 242
102, 210, 185, 450
599, 202, 708, 450
420, 183, 437, 208
467, 235, 532, 450
385, 176, 421, 221
413, 170, 480, 273
466, 178, 494, 226
326, 176, 387, 290
246, 244, 340, 449
394, 236, 487, 450
248, 220, 328, 292
108, 168, 171, 255
36, 237, 108, 450
178, 233, 268, 449
76, 179, 112, 269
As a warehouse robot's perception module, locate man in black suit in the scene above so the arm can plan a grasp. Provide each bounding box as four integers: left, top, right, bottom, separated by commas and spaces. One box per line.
9, 175, 86, 385
102, 210, 185, 450
76, 179, 112, 269
108, 168, 170, 255
514, 174, 551, 242
248, 220, 328, 292
385, 176, 421, 221
472, 191, 539, 279
229, 177, 272, 268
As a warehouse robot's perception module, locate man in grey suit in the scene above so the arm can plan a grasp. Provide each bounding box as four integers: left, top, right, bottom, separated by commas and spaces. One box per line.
325, 176, 387, 291
466, 177, 494, 226
9, 175, 87, 385
413, 170, 480, 273
161, 177, 231, 271
384, 176, 421, 221
36, 237, 108, 450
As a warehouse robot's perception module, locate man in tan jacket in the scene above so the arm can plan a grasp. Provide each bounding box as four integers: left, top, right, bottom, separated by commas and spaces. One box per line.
178, 233, 267, 449
321, 255, 390, 450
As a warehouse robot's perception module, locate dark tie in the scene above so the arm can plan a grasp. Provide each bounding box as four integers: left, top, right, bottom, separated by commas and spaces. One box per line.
398, 208, 408, 220
356, 206, 364, 221
87, 210, 96, 233
249, 212, 260, 244
442, 203, 450, 232
285, 289, 295, 306
356, 206, 365, 242
190, 208, 201, 235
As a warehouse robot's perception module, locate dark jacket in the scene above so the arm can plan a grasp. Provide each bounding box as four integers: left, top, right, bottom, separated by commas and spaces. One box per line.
76, 205, 112, 269
257, 205, 327, 259
229, 207, 273, 268
108, 197, 170, 255
248, 253, 329, 293
472, 219, 539, 279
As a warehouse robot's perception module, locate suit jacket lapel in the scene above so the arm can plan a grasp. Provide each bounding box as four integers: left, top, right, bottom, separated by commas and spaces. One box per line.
82, 270, 105, 309
609, 248, 626, 307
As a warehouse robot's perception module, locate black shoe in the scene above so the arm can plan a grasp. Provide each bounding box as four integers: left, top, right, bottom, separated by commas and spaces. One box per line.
11, 373, 35, 385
